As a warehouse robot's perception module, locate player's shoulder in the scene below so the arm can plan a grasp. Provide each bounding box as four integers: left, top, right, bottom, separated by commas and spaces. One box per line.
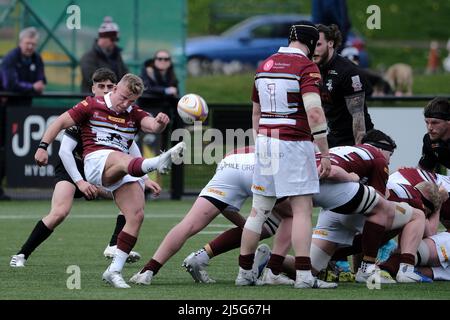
130, 104, 150, 116
357, 143, 385, 159
76, 95, 100, 107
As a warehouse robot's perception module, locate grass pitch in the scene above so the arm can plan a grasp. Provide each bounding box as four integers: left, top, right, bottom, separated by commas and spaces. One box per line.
1, 199, 449, 300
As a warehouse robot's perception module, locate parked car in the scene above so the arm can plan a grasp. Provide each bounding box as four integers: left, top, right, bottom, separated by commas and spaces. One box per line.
186, 14, 368, 75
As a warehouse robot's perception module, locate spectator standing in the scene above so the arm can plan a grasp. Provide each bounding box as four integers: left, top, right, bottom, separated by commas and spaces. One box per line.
139, 50, 180, 160
0, 26, 46, 107
141, 50, 179, 100
79, 16, 128, 93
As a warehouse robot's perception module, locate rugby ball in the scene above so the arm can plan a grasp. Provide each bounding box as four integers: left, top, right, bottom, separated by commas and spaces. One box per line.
177, 93, 209, 124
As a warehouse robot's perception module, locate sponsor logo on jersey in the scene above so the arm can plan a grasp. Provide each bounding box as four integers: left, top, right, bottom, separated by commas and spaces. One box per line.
81, 100, 88, 106
309, 72, 321, 79
351, 75, 363, 91
328, 69, 337, 75
263, 59, 274, 71
207, 188, 225, 196
93, 112, 107, 121
108, 116, 126, 124
252, 184, 266, 192
326, 79, 333, 91
313, 229, 328, 236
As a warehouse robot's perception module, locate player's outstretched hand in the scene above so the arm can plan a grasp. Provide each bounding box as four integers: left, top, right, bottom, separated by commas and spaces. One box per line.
76, 180, 98, 200
318, 157, 331, 179
145, 179, 161, 197
35, 148, 49, 166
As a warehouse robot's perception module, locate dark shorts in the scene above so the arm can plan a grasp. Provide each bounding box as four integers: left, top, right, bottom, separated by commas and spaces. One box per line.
54, 161, 85, 199
201, 195, 229, 212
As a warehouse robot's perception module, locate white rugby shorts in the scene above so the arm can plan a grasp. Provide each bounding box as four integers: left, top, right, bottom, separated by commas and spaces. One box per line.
313, 181, 359, 210
199, 153, 254, 210
252, 135, 319, 197
430, 232, 450, 268
313, 209, 365, 246
84, 149, 144, 192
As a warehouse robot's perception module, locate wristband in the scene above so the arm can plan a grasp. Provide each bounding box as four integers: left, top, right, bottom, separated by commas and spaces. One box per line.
321, 155, 331, 159
38, 141, 49, 150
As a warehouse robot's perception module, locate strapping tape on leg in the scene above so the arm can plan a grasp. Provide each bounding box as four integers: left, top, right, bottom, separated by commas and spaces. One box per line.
392, 202, 413, 229
310, 243, 332, 272
244, 194, 276, 234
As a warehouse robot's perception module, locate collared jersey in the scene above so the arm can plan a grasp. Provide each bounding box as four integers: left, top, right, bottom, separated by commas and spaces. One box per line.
252, 47, 322, 141
317, 143, 389, 194
68, 94, 149, 157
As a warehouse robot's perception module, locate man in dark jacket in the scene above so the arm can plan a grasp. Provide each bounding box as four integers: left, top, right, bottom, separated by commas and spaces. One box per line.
79, 16, 128, 93
0, 26, 47, 200
0, 26, 46, 107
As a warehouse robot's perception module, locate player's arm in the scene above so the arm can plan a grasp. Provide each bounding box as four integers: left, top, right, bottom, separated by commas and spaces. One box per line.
58, 134, 83, 183
344, 91, 366, 144
424, 207, 440, 237
35, 112, 76, 166
58, 134, 98, 200
303, 92, 331, 178
252, 101, 261, 141
140, 112, 170, 133
368, 158, 389, 197
326, 165, 360, 182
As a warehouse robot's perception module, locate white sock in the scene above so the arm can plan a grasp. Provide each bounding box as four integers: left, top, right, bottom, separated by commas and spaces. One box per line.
399, 263, 414, 273
296, 270, 313, 279
109, 249, 129, 273
141, 157, 160, 173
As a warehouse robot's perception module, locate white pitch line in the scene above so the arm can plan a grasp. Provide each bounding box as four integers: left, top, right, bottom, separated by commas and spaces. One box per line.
198, 231, 225, 235
208, 224, 233, 228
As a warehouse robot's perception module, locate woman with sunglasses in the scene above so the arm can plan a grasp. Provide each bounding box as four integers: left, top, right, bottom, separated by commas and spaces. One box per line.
141, 50, 179, 100
139, 50, 180, 169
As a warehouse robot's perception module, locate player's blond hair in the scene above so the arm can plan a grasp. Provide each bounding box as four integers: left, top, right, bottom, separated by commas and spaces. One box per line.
120, 73, 144, 96
415, 181, 441, 213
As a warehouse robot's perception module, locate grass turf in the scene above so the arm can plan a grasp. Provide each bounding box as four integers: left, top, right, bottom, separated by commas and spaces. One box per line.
1, 199, 449, 300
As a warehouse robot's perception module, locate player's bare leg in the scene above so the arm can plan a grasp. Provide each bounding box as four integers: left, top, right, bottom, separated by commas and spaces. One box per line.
10, 181, 76, 268
102, 182, 144, 288
130, 197, 221, 285
396, 208, 426, 282
42, 181, 77, 229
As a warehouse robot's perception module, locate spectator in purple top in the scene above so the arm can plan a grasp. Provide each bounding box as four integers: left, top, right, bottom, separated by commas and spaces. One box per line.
0, 26, 46, 107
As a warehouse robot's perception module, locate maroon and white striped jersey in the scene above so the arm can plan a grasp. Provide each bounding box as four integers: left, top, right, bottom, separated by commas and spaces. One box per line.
388, 167, 437, 186
388, 167, 450, 225
387, 183, 425, 211
68, 93, 149, 158
252, 47, 321, 141
317, 144, 389, 194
